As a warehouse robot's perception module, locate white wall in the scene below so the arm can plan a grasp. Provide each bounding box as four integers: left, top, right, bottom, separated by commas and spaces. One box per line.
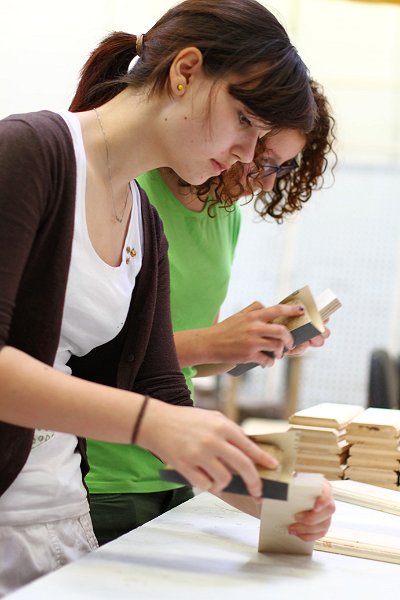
291, 0, 400, 165
0, 0, 175, 115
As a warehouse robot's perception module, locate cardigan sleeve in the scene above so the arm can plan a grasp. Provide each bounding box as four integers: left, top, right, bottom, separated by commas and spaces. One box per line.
0, 112, 75, 363
0, 116, 49, 349
0, 112, 76, 496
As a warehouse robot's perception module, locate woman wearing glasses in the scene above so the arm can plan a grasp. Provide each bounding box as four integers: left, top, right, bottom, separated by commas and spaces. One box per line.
85, 81, 336, 545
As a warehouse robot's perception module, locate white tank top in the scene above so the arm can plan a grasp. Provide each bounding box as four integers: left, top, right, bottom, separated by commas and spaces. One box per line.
0, 111, 143, 525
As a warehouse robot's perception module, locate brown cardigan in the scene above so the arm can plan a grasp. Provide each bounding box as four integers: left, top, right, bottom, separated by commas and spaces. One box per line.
0, 111, 191, 497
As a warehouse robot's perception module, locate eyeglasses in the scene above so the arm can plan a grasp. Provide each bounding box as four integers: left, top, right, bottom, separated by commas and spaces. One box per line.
259, 157, 299, 179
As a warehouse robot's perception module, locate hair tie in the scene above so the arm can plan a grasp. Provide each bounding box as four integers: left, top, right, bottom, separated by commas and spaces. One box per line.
136, 34, 144, 57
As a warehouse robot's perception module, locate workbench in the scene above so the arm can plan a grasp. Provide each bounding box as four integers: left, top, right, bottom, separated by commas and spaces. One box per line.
8, 492, 399, 599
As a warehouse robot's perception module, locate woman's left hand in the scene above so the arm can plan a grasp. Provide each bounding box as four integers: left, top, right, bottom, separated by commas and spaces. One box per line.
287, 478, 335, 541
285, 322, 331, 357
217, 478, 335, 542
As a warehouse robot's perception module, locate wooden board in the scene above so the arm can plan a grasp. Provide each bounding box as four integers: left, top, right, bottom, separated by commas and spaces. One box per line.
315, 500, 400, 564
298, 439, 349, 454
331, 479, 400, 514
289, 403, 364, 429
296, 454, 345, 467
258, 472, 324, 555
350, 445, 400, 459
249, 430, 298, 483
347, 407, 400, 438
347, 455, 400, 470
289, 424, 347, 441
346, 466, 399, 485
347, 434, 399, 448
295, 464, 347, 478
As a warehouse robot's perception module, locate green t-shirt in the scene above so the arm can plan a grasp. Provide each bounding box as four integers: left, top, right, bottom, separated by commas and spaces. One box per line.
86, 169, 241, 493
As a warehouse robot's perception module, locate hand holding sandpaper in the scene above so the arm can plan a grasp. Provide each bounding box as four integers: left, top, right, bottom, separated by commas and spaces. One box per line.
228, 286, 341, 376
160, 430, 297, 499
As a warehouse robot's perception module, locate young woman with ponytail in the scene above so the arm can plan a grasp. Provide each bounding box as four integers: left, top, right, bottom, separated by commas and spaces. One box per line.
0, 0, 335, 593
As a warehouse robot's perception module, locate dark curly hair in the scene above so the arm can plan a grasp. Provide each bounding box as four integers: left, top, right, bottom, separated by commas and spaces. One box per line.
192, 79, 336, 221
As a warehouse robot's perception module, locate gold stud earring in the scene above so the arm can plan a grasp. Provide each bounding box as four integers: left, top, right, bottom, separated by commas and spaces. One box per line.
177, 83, 184, 92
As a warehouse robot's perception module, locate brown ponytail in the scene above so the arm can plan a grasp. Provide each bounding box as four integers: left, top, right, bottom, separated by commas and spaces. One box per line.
69, 32, 137, 111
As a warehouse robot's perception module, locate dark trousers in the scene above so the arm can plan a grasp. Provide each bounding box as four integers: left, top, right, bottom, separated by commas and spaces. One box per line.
90, 486, 194, 545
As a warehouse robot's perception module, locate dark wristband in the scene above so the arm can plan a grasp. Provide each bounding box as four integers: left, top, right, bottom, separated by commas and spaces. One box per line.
131, 394, 150, 444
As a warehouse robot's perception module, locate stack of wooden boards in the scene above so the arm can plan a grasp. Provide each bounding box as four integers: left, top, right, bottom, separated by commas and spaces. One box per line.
288, 403, 365, 480
346, 408, 400, 490
288, 403, 400, 490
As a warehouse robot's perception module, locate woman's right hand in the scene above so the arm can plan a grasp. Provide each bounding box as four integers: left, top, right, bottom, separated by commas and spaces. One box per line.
204, 301, 304, 367
137, 399, 279, 498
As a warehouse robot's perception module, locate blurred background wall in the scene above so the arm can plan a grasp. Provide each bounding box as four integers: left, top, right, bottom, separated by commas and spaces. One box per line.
1, 0, 399, 415
221, 0, 400, 415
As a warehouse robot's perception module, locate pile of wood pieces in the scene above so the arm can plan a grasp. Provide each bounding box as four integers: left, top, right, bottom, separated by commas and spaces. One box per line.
346, 407, 400, 490
288, 403, 364, 480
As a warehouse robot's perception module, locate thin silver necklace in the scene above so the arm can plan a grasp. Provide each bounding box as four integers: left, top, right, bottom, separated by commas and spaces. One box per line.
93, 107, 129, 224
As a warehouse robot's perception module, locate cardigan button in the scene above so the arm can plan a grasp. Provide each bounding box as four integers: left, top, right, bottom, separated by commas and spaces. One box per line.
126, 353, 135, 363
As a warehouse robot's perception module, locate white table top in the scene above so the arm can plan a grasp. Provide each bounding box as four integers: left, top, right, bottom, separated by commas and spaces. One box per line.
9, 492, 399, 599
